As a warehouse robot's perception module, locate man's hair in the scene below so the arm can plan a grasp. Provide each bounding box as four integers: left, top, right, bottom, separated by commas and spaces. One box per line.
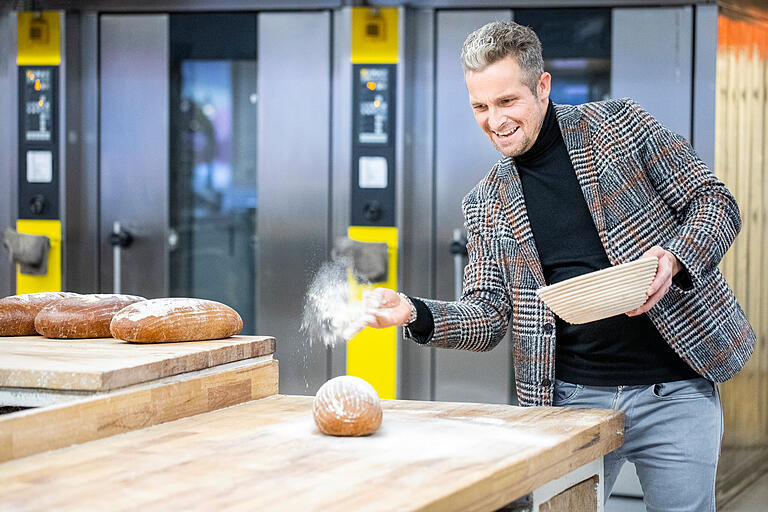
460, 20, 544, 95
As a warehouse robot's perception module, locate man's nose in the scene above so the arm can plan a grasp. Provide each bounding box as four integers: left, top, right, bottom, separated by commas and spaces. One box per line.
488, 107, 506, 130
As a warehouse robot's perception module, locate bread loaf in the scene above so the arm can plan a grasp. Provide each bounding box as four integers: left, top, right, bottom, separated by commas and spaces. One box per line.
110, 298, 243, 343
0, 292, 80, 336
35, 294, 146, 339
313, 375, 383, 436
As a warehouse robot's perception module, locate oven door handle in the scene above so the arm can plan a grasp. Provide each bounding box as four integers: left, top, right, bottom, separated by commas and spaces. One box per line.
449, 229, 468, 301
109, 221, 133, 294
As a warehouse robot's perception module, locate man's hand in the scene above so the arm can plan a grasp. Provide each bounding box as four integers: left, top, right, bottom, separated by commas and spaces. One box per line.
342, 288, 412, 340
363, 288, 412, 328
626, 246, 682, 317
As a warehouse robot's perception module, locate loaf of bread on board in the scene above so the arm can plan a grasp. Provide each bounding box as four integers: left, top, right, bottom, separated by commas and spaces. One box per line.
110, 298, 243, 343
0, 292, 80, 336
35, 294, 146, 339
313, 375, 383, 436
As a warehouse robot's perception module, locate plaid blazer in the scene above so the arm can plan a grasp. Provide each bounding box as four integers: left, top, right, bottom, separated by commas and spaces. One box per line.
407, 98, 755, 407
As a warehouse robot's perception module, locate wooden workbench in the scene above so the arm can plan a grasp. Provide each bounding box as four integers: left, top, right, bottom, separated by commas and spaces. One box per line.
0, 395, 624, 511
0, 335, 275, 406
0, 335, 279, 462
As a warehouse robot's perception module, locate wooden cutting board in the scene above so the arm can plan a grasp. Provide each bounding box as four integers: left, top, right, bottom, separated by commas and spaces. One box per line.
0, 395, 624, 511
0, 335, 275, 391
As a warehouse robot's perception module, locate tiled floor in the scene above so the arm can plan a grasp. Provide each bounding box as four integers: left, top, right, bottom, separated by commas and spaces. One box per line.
605, 472, 768, 511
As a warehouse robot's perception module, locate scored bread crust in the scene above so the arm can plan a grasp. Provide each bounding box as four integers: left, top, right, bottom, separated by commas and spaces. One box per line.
35, 294, 146, 339
312, 375, 383, 436
0, 292, 81, 336
110, 298, 243, 343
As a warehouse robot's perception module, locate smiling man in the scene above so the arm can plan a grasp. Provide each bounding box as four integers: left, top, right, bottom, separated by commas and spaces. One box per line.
358, 20, 755, 511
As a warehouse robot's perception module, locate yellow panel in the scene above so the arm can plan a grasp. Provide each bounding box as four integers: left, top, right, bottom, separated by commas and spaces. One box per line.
17, 11, 61, 66
351, 7, 398, 64
346, 226, 398, 399
15, 219, 61, 294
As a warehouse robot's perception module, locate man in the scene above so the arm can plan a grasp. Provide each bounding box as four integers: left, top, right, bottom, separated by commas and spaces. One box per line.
358, 20, 754, 511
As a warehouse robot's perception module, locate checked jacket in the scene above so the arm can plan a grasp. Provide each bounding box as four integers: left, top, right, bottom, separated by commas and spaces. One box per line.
405, 98, 755, 407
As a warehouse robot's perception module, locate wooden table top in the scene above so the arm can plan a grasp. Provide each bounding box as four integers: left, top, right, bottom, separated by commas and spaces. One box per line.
0, 335, 275, 391
0, 395, 624, 512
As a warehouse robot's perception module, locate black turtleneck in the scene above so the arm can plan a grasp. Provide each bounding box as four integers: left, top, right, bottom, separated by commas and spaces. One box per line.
517, 100, 698, 385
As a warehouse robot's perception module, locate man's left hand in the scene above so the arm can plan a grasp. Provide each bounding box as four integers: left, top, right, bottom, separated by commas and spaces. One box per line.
626, 246, 682, 317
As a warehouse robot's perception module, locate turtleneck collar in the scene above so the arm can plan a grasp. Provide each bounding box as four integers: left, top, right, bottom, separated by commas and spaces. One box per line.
514, 99, 558, 165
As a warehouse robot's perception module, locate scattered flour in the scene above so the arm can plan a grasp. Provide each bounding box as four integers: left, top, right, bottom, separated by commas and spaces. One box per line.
300, 262, 378, 348
255, 409, 557, 465
75, 294, 144, 303
3, 292, 77, 303
119, 298, 210, 322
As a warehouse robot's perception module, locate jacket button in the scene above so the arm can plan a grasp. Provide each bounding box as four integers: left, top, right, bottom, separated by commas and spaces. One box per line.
543, 322, 554, 334
542, 378, 552, 387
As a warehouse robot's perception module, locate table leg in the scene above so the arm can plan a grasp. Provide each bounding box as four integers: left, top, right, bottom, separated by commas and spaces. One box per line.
531, 458, 604, 512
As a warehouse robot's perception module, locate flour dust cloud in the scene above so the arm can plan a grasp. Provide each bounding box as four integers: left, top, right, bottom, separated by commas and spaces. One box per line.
300, 262, 374, 348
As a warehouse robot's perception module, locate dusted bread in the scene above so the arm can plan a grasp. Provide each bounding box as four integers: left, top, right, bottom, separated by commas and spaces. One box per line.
35, 294, 146, 338
110, 298, 243, 343
0, 292, 80, 336
313, 375, 383, 436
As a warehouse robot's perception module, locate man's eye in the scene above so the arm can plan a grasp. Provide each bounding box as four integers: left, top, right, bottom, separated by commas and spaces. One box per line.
473, 105, 486, 111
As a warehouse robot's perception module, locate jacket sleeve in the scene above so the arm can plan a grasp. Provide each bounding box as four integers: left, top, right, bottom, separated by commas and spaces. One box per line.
627, 99, 741, 292
404, 205, 511, 351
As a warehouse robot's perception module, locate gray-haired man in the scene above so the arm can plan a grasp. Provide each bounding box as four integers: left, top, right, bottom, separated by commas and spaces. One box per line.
360, 20, 754, 511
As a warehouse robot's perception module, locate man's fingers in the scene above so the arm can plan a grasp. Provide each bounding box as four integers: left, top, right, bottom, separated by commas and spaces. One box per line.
647, 268, 669, 296
362, 289, 384, 307
369, 308, 397, 326
343, 309, 395, 339
628, 248, 679, 317
342, 316, 372, 340
642, 290, 664, 312
647, 254, 671, 294
628, 283, 669, 316
363, 287, 402, 308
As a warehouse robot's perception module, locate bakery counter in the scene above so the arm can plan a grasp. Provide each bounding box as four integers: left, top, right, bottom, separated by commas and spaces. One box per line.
0, 335, 278, 462
0, 335, 274, 403
0, 394, 624, 511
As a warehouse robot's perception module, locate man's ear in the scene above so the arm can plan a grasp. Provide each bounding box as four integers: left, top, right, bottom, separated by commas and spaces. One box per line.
538, 72, 552, 102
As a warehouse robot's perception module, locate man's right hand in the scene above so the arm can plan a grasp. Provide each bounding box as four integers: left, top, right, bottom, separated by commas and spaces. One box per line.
342, 288, 412, 340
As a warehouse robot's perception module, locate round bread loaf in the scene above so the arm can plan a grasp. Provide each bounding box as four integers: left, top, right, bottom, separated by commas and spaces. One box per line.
312, 375, 383, 436
35, 294, 146, 339
110, 298, 243, 343
0, 292, 80, 336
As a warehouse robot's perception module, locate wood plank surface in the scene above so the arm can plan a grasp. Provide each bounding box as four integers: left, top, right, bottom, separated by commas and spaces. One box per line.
0, 395, 624, 512
716, 21, 768, 458
0, 335, 275, 391
709, 18, 768, 505
0, 357, 278, 463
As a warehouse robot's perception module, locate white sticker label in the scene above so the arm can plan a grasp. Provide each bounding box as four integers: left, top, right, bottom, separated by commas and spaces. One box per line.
26, 150, 53, 183
358, 156, 388, 189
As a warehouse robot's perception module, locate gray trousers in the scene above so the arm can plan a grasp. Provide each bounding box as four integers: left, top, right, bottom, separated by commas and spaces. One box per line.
553, 377, 723, 512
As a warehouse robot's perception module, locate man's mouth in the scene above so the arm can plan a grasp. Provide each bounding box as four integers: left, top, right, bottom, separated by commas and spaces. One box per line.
493, 126, 519, 138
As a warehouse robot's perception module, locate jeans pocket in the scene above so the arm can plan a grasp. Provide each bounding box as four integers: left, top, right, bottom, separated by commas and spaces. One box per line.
651, 377, 715, 401
553, 379, 583, 406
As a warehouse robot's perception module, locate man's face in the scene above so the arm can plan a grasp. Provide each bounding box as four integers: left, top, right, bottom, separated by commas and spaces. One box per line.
465, 56, 551, 157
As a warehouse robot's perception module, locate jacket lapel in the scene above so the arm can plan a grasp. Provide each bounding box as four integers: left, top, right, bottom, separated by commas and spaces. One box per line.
495, 157, 547, 287
494, 103, 610, 287
554, 103, 609, 252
